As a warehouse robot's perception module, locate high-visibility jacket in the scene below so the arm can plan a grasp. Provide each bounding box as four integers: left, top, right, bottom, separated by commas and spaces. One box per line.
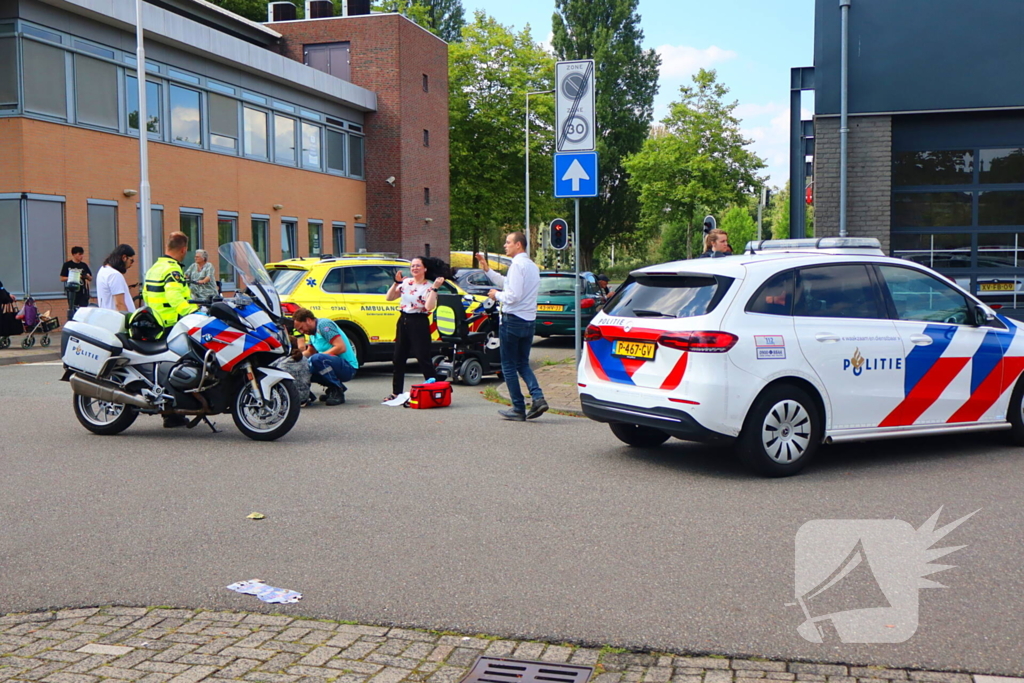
143, 256, 197, 327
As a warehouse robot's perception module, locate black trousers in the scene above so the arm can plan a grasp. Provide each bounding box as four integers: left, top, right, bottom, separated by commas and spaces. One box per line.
393, 312, 435, 394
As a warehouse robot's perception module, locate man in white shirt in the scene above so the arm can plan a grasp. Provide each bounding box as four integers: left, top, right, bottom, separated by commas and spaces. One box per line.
476, 231, 548, 421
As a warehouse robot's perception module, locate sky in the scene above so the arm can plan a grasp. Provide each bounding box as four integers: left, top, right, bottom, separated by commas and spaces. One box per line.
466, 0, 817, 187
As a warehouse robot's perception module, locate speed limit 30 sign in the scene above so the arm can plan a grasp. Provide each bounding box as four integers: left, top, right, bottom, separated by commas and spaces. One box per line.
555, 60, 596, 153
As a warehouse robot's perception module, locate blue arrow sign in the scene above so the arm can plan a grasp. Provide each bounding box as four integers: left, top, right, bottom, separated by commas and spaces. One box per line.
554, 152, 598, 198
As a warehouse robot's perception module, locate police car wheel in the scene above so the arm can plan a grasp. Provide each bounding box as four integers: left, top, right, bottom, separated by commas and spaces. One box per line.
1006, 376, 1024, 446
73, 392, 139, 435
609, 423, 670, 448
737, 385, 820, 477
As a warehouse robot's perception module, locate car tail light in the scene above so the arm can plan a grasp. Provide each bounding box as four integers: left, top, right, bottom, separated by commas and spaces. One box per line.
657, 331, 738, 353
991, 304, 1003, 310
584, 324, 603, 342
580, 298, 596, 309
282, 302, 299, 316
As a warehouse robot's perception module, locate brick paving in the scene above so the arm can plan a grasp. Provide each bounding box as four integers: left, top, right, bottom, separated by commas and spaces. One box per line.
1, 608, 1018, 683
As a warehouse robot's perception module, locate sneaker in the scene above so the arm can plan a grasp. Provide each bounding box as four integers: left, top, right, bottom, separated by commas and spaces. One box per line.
499, 408, 526, 421
318, 392, 328, 403
526, 398, 549, 420
300, 394, 317, 408
325, 386, 345, 406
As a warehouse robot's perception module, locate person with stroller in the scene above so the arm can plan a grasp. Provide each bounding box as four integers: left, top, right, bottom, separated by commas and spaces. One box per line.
96, 244, 137, 313
0, 279, 20, 345
60, 246, 93, 318
383, 256, 447, 402
184, 249, 218, 304
291, 307, 356, 406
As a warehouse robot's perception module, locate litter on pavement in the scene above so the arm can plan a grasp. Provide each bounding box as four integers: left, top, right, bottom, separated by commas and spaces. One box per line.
246, 512, 265, 520
382, 392, 409, 406
226, 579, 302, 603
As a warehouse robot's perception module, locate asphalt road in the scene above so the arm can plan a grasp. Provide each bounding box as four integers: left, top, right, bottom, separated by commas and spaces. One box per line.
1, 359, 1022, 676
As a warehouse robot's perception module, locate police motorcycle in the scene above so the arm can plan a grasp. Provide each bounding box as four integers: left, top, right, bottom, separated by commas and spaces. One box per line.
60, 242, 300, 441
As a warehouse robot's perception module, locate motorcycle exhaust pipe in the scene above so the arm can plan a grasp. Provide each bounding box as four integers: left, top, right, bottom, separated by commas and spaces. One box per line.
70, 374, 153, 409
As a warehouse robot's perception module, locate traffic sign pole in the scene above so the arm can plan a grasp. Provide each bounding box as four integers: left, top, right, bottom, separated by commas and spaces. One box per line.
574, 198, 581, 367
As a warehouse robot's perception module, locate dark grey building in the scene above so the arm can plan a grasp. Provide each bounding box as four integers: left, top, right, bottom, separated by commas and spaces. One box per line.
796, 0, 1024, 310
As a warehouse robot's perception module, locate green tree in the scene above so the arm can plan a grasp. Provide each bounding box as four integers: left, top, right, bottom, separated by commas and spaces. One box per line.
373, 0, 463, 42
719, 204, 756, 252
551, 0, 661, 270
623, 69, 766, 260
448, 12, 555, 255
769, 183, 790, 240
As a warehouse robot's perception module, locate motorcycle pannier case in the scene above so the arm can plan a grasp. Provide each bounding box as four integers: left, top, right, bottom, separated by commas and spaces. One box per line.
407, 381, 452, 409
61, 320, 123, 376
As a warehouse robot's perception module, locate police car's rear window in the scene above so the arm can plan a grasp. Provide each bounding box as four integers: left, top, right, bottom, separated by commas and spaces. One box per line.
604, 274, 733, 319
269, 268, 307, 295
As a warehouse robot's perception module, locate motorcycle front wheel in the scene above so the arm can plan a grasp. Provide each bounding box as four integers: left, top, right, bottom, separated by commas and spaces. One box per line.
232, 380, 300, 441
73, 392, 138, 435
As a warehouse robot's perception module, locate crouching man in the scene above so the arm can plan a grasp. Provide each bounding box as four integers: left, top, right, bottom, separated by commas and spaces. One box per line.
291, 307, 357, 406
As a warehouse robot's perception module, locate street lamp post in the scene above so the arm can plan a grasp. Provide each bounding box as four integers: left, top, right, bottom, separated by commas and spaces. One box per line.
135, 0, 153, 273
525, 89, 554, 257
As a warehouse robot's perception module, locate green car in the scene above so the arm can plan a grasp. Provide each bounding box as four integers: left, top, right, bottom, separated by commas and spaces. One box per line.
534, 271, 604, 337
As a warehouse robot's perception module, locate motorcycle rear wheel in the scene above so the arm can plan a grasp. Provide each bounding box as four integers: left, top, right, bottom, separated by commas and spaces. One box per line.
73, 392, 139, 435
232, 380, 300, 441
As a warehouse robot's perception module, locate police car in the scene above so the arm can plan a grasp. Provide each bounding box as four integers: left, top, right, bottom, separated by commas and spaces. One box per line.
578, 238, 1024, 476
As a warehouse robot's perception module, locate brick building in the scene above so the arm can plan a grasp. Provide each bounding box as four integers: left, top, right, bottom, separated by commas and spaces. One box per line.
0, 0, 449, 320
798, 0, 1024, 311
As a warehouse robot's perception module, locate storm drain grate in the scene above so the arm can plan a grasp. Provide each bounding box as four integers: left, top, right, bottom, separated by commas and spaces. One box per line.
459, 657, 594, 683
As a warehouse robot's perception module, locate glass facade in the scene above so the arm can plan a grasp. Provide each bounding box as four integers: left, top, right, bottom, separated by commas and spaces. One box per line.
179, 211, 202, 265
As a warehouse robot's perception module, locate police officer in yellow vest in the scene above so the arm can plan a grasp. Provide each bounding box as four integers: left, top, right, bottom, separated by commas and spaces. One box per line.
143, 231, 197, 329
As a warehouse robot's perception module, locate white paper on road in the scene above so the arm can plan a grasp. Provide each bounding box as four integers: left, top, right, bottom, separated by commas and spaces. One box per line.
226, 579, 302, 604
382, 392, 409, 406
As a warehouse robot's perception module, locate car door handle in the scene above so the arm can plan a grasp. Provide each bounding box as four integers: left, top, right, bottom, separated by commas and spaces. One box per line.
815, 333, 841, 343
909, 334, 933, 346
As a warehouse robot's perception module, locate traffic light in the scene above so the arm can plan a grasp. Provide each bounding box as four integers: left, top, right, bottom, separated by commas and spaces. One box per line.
550, 218, 569, 250
702, 215, 717, 235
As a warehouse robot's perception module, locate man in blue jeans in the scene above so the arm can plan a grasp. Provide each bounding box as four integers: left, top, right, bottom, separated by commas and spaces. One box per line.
292, 307, 357, 406
477, 232, 548, 421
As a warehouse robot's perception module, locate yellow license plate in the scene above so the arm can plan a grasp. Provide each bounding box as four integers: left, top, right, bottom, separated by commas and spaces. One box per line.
980, 283, 1014, 292
613, 340, 656, 360
537, 304, 564, 312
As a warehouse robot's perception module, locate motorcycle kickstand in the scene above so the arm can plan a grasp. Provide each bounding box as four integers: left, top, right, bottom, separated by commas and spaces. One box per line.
186, 415, 220, 433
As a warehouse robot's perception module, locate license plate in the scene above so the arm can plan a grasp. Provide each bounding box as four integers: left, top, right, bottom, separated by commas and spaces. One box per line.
537, 304, 564, 312
613, 340, 656, 360
980, 282, 1014, 292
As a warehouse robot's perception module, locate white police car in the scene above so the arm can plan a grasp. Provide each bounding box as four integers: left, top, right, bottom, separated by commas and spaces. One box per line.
578, 238, 1024, 476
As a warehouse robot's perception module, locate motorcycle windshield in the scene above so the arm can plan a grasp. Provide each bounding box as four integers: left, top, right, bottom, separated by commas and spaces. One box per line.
218, 241, 282, 318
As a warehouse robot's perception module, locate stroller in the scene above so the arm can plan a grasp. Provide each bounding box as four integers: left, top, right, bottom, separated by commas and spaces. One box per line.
13, 297, 60, 349
433, 293, 502, 386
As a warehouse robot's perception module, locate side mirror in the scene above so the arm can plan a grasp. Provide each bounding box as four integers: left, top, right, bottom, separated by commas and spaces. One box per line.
976, 304, 997, 326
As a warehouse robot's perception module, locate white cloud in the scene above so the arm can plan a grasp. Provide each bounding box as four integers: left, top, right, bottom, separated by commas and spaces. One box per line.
739, 104, 814, 186
655, 44, 737, 79
539, 31, 554, 54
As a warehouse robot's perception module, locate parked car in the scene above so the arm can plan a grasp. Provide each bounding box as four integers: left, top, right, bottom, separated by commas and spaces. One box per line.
535, 271, 604, 338
579, 237, 1024, 477
453, 268, 501, 296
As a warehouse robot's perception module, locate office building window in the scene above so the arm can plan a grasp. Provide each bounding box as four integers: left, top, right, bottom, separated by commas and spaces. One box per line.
252, 218, 269, 263
980, 148, 1024, 184
26, 198, 66, 297
327, 128, 346, 174
0, 199, 24, 293
304, 42, 350, 82
349, 135, 364, 178
301, 122, 321, 169
209, 93, 239, 151
87, 202, 118, 283
24, 40, 67, 118
281, 220, 298, 260
354, 223, 367, 253
75, 54, 118, 129
244, 107, 268, 158
274, 115, 296, 165
423, 129, 429, 147
422, 74, 428, 92
0, 37, 19, 107
308, 221, 322, 257
218, 215, 237, 282
126, 75, 161, 134
170, 84, 201, 145
424, 188, 430, 205
332, 222, 346, 255
179, 211, 202, 265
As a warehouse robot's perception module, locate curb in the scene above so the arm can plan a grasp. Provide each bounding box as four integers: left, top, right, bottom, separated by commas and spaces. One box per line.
0, 351, 61, 366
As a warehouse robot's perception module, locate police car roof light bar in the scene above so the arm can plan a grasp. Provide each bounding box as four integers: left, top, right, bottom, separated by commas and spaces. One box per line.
743, 237, 882, 253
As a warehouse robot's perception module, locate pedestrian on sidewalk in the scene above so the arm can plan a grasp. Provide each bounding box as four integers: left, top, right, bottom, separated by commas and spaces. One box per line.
292, 307, 356, 406
96, 244, 137, 313
476, 232, 548, 421
0, 279, 21, 340
700, 229, 730, 258
383, 256, 447, 402
60, 246, 92, 318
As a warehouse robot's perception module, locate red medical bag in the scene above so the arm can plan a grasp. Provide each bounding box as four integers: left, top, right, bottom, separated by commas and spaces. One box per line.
407, 381, 453, 409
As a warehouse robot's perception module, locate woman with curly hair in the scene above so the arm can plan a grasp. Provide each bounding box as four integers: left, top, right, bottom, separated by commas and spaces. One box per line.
383, 256, 449, 402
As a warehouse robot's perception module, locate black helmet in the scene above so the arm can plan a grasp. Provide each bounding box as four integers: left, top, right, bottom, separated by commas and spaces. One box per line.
128, 306, 163, 342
